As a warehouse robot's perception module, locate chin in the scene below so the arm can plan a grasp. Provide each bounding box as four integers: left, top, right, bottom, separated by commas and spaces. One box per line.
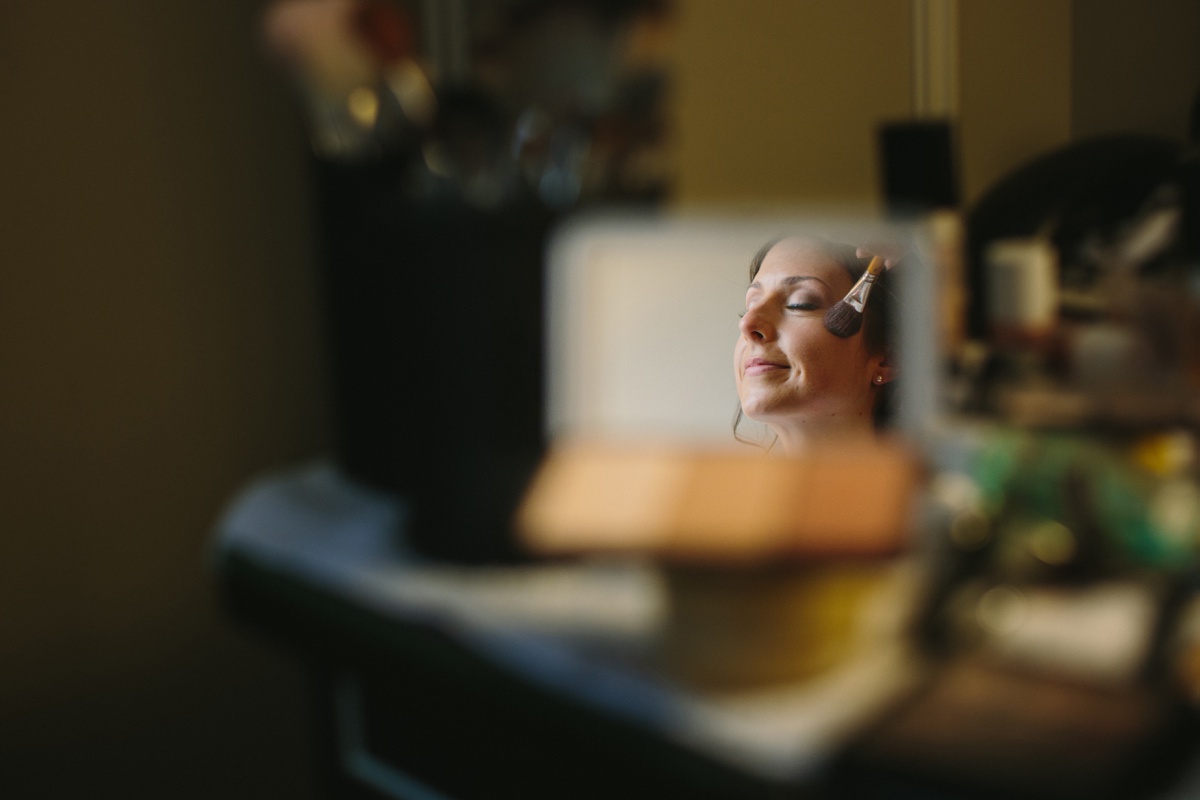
739, 396, 793, 423
736, 392, 764, 420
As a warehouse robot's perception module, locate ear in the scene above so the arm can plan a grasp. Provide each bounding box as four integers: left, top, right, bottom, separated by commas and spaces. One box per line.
870, 349, 897, 386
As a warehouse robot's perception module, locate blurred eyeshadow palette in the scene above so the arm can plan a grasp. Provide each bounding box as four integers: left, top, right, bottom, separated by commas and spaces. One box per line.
517, 439, 921, 561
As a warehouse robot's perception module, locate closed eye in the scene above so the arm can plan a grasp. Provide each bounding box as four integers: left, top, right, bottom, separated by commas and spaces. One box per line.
786, 302, 820, 311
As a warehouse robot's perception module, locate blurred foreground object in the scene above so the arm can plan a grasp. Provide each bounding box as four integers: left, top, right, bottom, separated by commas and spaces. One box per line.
260, 0, 675, 562
839, 127, 1200, 800
518, 440, 923, 690
215, 460, 927, 795
262, 0, 436, 158
919, 131, 1200, 691
949, 133, 1197, 427
518, 440, 920, 561
260, 0, 674, 195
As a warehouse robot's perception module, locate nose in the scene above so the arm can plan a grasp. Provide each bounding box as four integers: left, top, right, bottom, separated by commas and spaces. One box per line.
739, 302, 775, 341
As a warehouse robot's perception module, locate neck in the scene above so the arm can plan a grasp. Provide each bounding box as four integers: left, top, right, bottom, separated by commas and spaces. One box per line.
769, 415, 877, 456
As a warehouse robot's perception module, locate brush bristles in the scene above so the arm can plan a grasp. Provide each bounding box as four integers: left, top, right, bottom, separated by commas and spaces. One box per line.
824, 300, 863, 338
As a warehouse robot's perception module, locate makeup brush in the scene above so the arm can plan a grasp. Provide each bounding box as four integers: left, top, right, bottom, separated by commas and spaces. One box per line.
824, 255, 885, 338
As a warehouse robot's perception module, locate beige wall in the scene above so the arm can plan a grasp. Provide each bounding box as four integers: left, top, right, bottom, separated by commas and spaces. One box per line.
669, 0, 1200, 208
957, 0, 1073, 202
669, 0, 913, 208
956, 0, 1200, 200
1072, 0, 1200, 142
668, 0, 1079, 209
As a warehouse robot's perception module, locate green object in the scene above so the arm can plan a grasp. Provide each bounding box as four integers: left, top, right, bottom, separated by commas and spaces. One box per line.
968, 428, 1197, 571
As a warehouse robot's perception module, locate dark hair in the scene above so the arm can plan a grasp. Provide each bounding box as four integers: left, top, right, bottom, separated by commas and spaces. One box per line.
733, 236, 898, 445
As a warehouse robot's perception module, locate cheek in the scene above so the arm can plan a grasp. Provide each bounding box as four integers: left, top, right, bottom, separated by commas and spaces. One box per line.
789, 334, 869, 388
785, 327, 834, 369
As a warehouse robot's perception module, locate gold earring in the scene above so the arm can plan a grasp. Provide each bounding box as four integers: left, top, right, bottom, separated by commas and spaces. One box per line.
873, 374, 884, 385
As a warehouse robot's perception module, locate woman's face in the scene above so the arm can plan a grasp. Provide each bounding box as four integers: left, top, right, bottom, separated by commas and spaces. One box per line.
734, 238, 890, 450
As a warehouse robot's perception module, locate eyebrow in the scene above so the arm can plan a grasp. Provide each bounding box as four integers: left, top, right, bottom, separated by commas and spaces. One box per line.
748, 275, 832, 290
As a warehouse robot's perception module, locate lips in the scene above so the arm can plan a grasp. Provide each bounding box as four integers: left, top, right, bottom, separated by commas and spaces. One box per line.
744, 356, 789, 376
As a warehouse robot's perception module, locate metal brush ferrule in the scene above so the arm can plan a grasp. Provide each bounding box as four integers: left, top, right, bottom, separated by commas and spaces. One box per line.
843, 270, 878, 313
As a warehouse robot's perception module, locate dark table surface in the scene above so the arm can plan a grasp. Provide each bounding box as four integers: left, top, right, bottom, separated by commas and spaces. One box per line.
214, 461, 1200, 800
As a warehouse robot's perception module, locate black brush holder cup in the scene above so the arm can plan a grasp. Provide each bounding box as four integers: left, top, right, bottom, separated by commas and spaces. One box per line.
314, 152, 555, 563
